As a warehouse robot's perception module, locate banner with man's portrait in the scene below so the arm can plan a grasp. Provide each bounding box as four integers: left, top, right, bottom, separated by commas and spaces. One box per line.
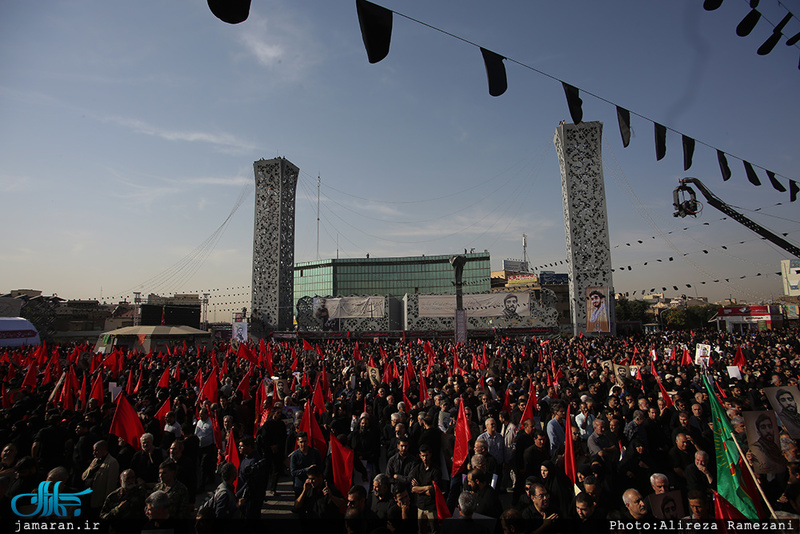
744, 410, 784, 474
765, 385, 800, 439
585, 286, 610, 333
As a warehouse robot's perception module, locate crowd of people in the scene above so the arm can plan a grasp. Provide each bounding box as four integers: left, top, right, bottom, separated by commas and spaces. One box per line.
0, 326, 799, 533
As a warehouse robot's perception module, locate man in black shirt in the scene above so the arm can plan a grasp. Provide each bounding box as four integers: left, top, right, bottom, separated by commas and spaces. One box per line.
410, 444, 441, 534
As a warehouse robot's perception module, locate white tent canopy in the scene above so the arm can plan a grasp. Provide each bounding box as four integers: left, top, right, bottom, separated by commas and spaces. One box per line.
0, 317, 41, 347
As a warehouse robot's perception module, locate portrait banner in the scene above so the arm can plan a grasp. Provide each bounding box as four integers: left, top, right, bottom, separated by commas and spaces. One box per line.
765, 385, 800, 439
743, 410, 784, 474
649, 490, 685, 520
585, 286, 610, 333
417, 293, 530, 318
694, 344, 711, 366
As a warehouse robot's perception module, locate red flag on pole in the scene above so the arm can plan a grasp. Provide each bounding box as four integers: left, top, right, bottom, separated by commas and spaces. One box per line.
419, 376, 429, 404
157, 367, 170, 388
90, 372, 104, 403
299, 401, 327, 457
520, 384, 537, 423
452, 397, 472, 477
201, 369, 219, 404
21, 362, 38, 389
432, 481, 451, 520
154, 398, 171, 426
501, 387, 511, 413
172, 363, 180, 382
732, 345, 746, 369
302, 338, 313, 352
109, 393, 145, 450
225, 429, 240, 491
78, 375, 87, 410
564, 404, 576, 485
657, 379, 674, 409
330, 434, 354, 500
237, 371, 252, 400
680, 348, 693, 366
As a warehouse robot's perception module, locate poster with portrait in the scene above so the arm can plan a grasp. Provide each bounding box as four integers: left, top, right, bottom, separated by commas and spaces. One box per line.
648, 490, 685, 520
367, 366, 381, 387
628, 364, 641, 380
585, 286, 610, 333
600, 360, 613, 374
273, 379, 291, 402
744, 410, 785, 474
613, 364, 630, 385
765, 385, 800, 439
694, 344, 711, 367
232, 320, 247, 343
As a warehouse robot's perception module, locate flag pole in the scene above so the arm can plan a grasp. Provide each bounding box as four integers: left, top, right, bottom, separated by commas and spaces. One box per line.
728, 431, 777, 519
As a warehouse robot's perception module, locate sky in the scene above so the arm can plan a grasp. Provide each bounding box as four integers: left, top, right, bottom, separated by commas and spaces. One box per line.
1, 1, 799, 322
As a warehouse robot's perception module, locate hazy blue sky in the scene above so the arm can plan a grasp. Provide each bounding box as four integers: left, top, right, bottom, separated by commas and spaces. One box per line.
2, 1, 798, 321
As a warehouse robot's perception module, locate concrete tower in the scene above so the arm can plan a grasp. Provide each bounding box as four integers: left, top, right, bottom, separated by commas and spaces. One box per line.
251, 157, 299, 332
553, 122, 614, 336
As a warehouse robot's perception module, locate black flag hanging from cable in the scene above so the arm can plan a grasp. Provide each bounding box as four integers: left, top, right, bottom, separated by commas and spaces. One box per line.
562, 83, 583, 124
356, 0, 393, 64
481, 48, 507, 97
616, 107, 631, 148
207, 0, 251, 24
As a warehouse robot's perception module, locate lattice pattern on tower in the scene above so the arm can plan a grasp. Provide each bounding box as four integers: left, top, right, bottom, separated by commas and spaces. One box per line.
251, 157, 299, 332
553, 122, 614, 335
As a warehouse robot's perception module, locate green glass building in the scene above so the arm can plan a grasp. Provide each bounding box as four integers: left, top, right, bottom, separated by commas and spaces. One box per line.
294, 252, 491, 303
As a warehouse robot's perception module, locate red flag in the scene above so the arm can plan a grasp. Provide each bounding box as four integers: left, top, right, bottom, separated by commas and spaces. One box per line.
225, 429, 240, 491
680, 348, 693, 366
154, 398, 170, 426
501, 387, 511, 413
194, 368, 204, 390
237, 371, 252, 400
330, 434, 354, 500
564, 404, 576, 485
109, 393, 145, 450
59, 376, 74, 411
733, 345, 746, 369
78, 375, 87, 410
353, 342, 361, 361
90, 372, 104, 403
299, 401, 327, 456
311, 378, 326, 415
452, 397, 472, 477
172, 363, 180, 382
419, 375, 429, 404
403, 351, 414, 379
157, 367, 170, 388
237, 343, 257, 364
713, 490, 747, 521
657, 379, 674, 409
578, 349, 588, 369
1, 384, 11, 409
210, 411, 223, 450
21, 362, 38, 389
125, 370, 135, 395
201, 369, 219, 404
133, 372, 144, 395
302, 338, 313, 351
432, 481, 451, 520
520, 383, 537, 424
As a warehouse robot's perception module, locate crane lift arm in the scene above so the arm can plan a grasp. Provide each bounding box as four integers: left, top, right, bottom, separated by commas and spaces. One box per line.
673, 177, 800, 258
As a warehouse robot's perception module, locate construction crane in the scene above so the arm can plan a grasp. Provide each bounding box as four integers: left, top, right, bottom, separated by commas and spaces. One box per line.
673, 177, 800, 258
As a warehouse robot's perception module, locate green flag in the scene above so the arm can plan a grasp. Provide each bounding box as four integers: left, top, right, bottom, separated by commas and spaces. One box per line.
702, 375, 759, 519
